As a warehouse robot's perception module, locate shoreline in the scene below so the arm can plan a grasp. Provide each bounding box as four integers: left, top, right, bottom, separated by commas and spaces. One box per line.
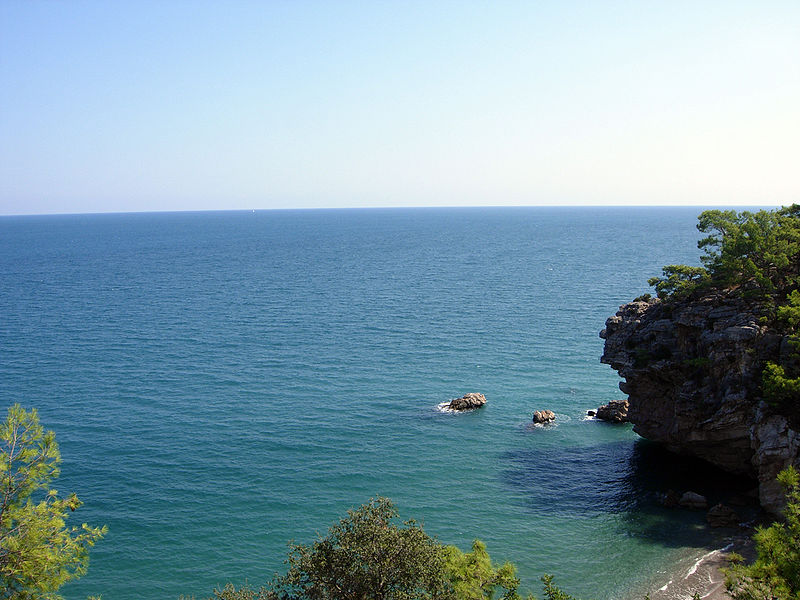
637, 531, 756, 600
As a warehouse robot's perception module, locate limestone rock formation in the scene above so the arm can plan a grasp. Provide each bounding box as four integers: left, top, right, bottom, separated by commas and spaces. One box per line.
448, 393, 487, 411
532, 410, 556, 424
600, 291, 800, 514
595, 400, 629, 423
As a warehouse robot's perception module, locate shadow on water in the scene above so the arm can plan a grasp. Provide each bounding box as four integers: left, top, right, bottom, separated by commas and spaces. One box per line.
500, 437, 758, 548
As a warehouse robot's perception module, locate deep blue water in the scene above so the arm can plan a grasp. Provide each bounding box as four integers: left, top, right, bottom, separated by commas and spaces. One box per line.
0, 207, 745, 599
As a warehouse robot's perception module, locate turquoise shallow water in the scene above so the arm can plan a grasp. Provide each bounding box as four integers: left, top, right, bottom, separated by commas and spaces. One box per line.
0, 207, 748, 599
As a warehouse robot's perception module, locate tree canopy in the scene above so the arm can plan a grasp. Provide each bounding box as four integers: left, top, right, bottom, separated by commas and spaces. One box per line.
0, 404, 106, 600
648, 205, 800, 300
202, 497, 534, 600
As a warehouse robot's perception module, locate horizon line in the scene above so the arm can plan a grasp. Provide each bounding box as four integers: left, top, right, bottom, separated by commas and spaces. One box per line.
0, 202, 787, 218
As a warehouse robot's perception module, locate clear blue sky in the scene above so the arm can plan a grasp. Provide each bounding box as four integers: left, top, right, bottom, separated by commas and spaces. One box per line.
1, 1, 798, 215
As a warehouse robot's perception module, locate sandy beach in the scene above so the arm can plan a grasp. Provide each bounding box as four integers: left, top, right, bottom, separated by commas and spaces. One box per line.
643, 532, 756, 600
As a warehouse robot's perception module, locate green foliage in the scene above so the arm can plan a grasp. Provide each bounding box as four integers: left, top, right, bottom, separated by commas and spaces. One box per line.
202, 583, 270, 600
697, 206, 800, 295
202, 498, 541, 600
648, 205, 800, 300
725, 467, 800, 600
0, 404, 106, 600
540, 575, 577, 600
443, 540, 527, 600
647, 265, 709, 299
683, 357, 711, 370
264, 497, 452, 600
777, 290, 800, 333
763, 363, 800, 407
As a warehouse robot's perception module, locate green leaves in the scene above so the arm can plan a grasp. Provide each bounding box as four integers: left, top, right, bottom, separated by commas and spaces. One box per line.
697, 206, 800, 296
443, 540, 526, 600
0, 404, 106, 600
649, 205, 800, 300
209, 498, 539, 600
647, 265, 709, 299
725, 467, 800, 600
267, 497, 451, 600
762, 363, 800, 408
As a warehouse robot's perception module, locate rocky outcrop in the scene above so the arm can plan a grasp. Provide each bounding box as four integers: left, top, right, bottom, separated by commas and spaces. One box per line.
595, 400, 629, 423
448, 393, 487, 411
600, 290, 800, 514
532, 410, 556, 424
707, 503, 740, 527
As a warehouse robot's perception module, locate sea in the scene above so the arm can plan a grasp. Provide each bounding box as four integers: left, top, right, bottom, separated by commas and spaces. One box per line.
0, 207, 753, 600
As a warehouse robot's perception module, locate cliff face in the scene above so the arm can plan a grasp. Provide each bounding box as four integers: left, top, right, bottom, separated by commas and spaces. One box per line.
600, 291, 799, 514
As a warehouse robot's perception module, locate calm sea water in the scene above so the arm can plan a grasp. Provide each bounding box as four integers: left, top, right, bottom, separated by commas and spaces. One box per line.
0, 207, 747, 599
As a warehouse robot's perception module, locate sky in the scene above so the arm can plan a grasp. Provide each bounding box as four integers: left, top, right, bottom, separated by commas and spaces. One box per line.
1, 1, 798, 215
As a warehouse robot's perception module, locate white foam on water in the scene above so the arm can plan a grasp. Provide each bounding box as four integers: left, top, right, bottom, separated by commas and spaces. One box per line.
684, 544, 733, 579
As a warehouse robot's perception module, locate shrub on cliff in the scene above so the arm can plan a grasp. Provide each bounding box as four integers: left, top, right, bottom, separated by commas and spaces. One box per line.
725, 467, 800, 600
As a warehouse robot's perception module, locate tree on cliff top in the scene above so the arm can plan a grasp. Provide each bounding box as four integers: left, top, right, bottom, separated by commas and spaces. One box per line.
648, 205, 800, 299
0, 404, 106, 600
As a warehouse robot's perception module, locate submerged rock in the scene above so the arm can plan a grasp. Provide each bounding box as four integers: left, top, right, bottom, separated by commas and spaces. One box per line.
707, 503, 740, 528
532, 410, 556, 424
448, 393, 487, 411
595, 400, 629, 423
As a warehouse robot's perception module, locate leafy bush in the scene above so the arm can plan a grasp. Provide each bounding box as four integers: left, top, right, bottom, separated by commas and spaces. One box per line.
726, 467, 800, 600
776, 290, 800, 333
197, 498, 561, 600
443, 540, 524, 600
763, 363, 800, 408
683, 357, 711, 370
647, 265, 709, 299
264, 497, 451, 600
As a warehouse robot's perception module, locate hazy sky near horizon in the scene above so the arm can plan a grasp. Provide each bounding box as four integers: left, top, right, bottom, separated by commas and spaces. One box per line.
1, 1, 798, 215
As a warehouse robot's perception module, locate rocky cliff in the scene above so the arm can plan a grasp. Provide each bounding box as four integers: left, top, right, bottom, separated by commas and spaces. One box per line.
600, 290, 800, 514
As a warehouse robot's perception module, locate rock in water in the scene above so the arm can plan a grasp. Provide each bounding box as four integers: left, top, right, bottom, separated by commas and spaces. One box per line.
448, 393, 487, 411
678, 491, 708, 510
595, 400, 629, 423
658, 489, 681, 508
532, 410, 556, 424
706, 503, 740, 528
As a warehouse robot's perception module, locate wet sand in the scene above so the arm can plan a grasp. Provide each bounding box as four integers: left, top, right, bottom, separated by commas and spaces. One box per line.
642, 532, 756, 600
